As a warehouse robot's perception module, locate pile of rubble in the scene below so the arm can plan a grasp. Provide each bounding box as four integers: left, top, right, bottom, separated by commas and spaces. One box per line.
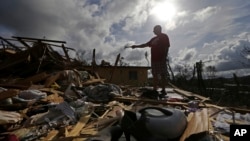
1, 36, 250, 141
0, 36, 83, 78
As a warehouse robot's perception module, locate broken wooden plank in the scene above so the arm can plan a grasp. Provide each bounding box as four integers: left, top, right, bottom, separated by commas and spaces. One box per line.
89, 48, 102, 84
38, 88, 64, 95
67, 114, 91, 137
0, 84, 29, 90
90, 49, 104, 84
1, 40, 5, 49
12, 36, 66, 44
96, 116, 119, 128
91, 49, 96, 66
93, 72, 104, 84
43, 129, 59, 140
0, 36, 22, 51
206, 104, 234, 114
114, 96, 188, 106
218, 134, 229, 141
180, 108, 209, 141
99, 108, 112, 119
19, 108, 30, 120
16, 72, 49, 84
44, 72, 61, 88
174, 88, 210, 102
109, 53, 120, 82
82, 78, 106, 86
228, 107, 250, 114
104, 105, 123, 118
4, 49, 16, 54
168, 83, 210, 102
7, 37, 74, 50
61, 44, 70, 62
15, 37, 32, 49
225, 119, 248, 125
47, 43, 75, 50
28, 85, 45, 90
81, 128, 98, 135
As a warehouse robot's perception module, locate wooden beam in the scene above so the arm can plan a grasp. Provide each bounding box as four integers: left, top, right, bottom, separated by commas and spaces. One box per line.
16, 72, 49, 84
43, 130, 59, 140
0, 36, 21, 51
3, 37, 74, 50
15, 37, 32, 49
12, 36, 66, 44
91, 49, 96, 66
82, 78, 106, 85
96, 116, 119, 128
48, 43, 75, 51
0, 84, 30, 90
228, 107, 250, 114
114, 96, 188, 106
67, 114, 91, 137
90, 49, 104, 83
44, 72, 62, 88
38, 88, 64, 95
1, 40, 5, 49
109, 53, 120, 82
61, 44, 70, 62
174, 88, 210, 102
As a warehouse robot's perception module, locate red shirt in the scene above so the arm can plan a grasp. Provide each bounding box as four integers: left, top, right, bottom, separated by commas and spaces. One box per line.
146, 33, 170, 62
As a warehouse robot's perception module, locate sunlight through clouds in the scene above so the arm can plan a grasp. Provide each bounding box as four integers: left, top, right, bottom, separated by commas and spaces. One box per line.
150, 1, 177, 22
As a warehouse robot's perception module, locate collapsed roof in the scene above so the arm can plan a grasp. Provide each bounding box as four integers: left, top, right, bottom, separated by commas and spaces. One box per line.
0, 36, 81, 77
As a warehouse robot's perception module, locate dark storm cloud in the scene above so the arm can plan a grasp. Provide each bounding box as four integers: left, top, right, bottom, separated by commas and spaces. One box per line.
0, 0, 67, 38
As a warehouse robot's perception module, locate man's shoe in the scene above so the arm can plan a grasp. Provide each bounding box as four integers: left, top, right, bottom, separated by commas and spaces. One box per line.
158, 94, 168, 99
141, 89, 159, 99
158, 89, 167, 99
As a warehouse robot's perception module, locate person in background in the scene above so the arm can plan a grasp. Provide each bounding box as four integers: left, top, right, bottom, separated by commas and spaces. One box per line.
131, 25, 170, 96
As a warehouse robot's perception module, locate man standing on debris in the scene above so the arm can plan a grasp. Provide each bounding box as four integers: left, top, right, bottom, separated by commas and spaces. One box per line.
131, 25, 170, 95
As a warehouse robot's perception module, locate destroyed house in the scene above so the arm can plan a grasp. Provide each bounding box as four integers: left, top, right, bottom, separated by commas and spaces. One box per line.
1, 36, 250, 141
0, 36, 77, 78
83, 66, 150, 86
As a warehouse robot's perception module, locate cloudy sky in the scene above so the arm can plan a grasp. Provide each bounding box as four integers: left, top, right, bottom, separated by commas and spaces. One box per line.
1, 0, 250, 77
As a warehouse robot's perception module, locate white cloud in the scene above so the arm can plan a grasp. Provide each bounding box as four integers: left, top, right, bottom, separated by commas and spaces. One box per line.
200, 32, 250, 71
179, 47, 197, 61
193, 6, 221, 22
